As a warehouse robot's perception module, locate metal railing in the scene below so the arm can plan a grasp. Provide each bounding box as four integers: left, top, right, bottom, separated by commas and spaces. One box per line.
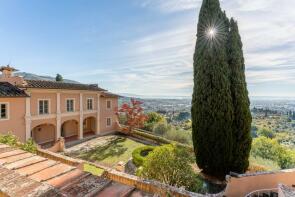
245, 188, 278, 197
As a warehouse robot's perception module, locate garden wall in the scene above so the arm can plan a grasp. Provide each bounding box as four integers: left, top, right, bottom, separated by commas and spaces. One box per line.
224, 169, 295, 196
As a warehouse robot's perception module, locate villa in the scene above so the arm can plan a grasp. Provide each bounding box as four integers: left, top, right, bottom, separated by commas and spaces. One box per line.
0, 65, 119, 146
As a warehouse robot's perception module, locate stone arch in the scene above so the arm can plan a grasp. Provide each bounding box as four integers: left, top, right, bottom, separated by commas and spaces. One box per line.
61, 119, 79, 138
32, 123, 56, 145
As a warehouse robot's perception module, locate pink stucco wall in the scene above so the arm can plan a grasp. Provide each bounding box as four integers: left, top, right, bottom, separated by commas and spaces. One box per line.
0, 88, 118, 144
30, 92, 57, 116
0, 98, 26, 142
100, 97, 118, 133
60, 93, 80, 113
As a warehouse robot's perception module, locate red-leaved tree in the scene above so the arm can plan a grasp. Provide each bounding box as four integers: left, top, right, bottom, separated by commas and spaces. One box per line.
116, 98, 147, 133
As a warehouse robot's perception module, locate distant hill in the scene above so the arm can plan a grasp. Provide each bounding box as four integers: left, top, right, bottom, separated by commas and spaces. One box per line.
14, 72, 80, 84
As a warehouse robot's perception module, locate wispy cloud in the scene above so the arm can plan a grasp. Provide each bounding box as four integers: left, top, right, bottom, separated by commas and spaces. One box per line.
66, 0, 295, 97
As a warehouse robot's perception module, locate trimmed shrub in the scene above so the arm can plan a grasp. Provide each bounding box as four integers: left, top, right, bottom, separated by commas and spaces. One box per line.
132, 146, 155, 167
132, 129, 193, 152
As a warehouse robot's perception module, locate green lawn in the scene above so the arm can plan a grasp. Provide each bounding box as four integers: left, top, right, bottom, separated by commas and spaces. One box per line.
76, 136, 146, 168
84, 163, 105, 176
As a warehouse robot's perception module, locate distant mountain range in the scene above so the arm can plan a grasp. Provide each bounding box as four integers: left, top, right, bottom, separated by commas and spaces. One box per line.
14, 72, 80, 84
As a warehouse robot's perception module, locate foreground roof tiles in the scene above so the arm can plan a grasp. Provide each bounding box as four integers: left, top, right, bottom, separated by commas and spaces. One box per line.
0, 144, 153, 197
0, 82, 29, 97
22, 79, 106, 91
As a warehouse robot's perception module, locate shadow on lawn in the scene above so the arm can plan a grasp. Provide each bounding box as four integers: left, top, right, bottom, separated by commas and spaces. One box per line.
78, 137, 128, 162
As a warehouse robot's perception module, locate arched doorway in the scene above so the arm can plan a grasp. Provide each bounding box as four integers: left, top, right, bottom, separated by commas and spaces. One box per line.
83, 117, 96, 136
32, 124, 55, 145
61, 120, 79, 138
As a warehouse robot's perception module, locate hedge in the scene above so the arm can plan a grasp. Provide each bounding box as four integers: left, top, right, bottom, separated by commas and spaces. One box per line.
132, 129, 193, 152
132, 146, 155, 167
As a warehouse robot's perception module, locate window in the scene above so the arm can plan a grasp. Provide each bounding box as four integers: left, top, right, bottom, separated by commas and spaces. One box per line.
66, 99, 74, 112
87, 98, 93, 110
106, 118, 112, 127
39, 100, 49, 115
106, 100, 112, 109
0, 103, 8, 120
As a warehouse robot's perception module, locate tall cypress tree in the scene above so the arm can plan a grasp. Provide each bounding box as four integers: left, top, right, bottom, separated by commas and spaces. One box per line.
228, 19, 252, 173
191, 0, 234, 177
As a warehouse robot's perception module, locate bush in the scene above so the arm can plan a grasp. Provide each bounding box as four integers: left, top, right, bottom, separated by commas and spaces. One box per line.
164, 129, 192, 145
257, 128, 275, 139
132, 146, 155, 167
152, 122, 170, 136
0, 134, 37, 153
0, 133, 19, 146
144, 112, 166, 132
20, 138, 37, 153
251, 136, 295, 169
137, 144, 204, 192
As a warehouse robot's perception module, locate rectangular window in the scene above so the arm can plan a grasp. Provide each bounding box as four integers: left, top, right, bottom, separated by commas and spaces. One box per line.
106, 118, 112, 127
87, 98, 93, 110
66, 99, 74, 112
0, 103, 8, 119
106, 100, 112, 109
39, 100, 49, 115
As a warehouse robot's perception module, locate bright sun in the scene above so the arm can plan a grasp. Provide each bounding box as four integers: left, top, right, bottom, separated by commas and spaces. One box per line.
207, 28, 216, 38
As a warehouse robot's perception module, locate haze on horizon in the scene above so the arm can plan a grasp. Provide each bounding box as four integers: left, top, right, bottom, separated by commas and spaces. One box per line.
0, 0, 294, 97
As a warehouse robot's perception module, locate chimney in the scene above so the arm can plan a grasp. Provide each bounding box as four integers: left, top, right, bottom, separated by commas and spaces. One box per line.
0, 65, 24, 86
0, 65, 18, 78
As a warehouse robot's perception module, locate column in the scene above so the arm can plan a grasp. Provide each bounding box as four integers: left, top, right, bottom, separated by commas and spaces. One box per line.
79, 93, 83, 139
56, 92, 61, 140
25, 93, 31, 141
96, 94, 101, 135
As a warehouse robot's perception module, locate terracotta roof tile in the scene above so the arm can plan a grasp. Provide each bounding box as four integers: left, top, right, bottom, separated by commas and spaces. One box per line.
0, 82, 29, 97
101, 91, 121, 98
0, 149, 26, 159
16, 160, 58, 176
4, 156, 47, 170
96, 181, 135, 197
60, 174, 111, 197
0, 152, 34, 165
29, 163, 75, 182
46, 168, 85, 188
21, 80, 106, 91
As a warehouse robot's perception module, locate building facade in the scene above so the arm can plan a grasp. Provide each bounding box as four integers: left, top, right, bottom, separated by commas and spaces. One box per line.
0, 66, 119, 145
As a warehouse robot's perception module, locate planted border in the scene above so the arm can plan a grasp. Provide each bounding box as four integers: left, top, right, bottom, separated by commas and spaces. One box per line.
132, 146, 155, 167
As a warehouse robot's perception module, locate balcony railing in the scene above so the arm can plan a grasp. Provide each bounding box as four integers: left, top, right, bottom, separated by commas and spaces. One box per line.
245, 188, 278, 197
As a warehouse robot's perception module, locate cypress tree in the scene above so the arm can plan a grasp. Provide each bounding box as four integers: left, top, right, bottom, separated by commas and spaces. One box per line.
228, 19, 252, 173
191, 0, 234, 177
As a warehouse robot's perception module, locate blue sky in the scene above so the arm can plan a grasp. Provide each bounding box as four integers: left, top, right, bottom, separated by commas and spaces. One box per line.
0, 0, 294, 97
